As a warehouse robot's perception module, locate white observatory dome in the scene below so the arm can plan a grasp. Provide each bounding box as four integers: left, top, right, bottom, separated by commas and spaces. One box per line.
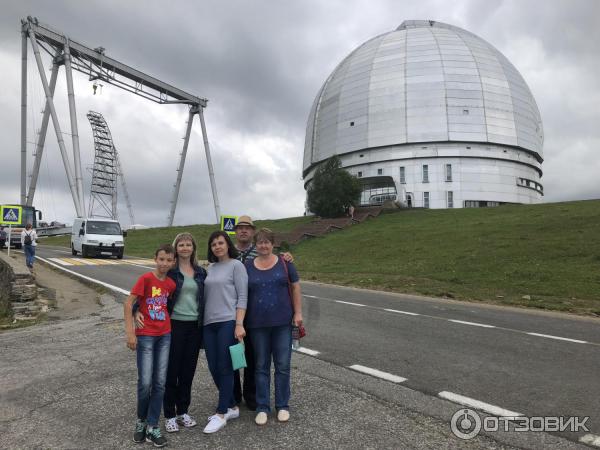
303, 20, 544, 209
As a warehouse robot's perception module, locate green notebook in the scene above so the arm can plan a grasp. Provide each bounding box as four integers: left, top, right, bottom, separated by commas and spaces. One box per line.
229, 342, 247, 370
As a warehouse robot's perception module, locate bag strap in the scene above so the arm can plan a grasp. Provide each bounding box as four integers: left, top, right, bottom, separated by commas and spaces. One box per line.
280, 255, 293, 305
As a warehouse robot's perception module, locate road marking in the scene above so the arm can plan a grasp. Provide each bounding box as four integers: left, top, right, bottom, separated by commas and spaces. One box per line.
580, 434, 600, 447
349, 365, 407, 383
384, 308, 420, 316
335, 300, 365, 307
438, 391, 522, 417
303, 294, 318, 298
36, 256, 154, 267
295, 347, 320, 356
48, 257, 73, 266
526, 333, 588, 344
449, 319, 496, 328
62, 258, 86, 266
36, 256, 130, 295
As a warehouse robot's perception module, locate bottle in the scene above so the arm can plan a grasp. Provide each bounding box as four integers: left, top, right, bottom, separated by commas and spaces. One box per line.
291, 325, 300, 350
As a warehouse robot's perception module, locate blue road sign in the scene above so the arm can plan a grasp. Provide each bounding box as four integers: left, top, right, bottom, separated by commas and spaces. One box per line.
1, 205, 22, 225
220, 215, 238, 235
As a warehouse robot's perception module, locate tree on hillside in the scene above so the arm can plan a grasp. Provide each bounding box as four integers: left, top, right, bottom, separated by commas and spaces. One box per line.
306, 155, 362, 218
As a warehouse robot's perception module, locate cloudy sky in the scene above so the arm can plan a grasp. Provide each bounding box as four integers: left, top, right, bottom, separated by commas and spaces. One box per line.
1, 0, 598, 227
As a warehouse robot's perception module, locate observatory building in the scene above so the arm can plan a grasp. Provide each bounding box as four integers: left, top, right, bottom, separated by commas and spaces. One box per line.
303, 20, 544, 209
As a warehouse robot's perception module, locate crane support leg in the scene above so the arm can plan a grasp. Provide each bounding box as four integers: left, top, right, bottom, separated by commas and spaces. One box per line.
28, 29, 82, 217
64, 39, 86, 217
27, 51, 61, 207
198, 107, 221, 223
167, 109, 194, 226
20, 31, 27, 204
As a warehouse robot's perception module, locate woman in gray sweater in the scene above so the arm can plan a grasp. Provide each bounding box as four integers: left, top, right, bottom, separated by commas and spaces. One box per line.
202, 231, 248, 434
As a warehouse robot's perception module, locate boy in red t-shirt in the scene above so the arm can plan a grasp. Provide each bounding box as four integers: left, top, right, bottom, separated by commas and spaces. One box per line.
124, 244, 176, 447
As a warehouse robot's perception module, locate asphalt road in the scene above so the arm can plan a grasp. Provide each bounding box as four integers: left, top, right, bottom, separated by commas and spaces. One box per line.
33, 245, 600, 448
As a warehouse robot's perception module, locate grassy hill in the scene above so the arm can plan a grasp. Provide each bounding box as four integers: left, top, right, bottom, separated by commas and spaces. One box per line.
41, 200, 600, 315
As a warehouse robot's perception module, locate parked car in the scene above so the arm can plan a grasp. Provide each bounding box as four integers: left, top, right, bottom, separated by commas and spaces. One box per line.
71, 217, 126, 258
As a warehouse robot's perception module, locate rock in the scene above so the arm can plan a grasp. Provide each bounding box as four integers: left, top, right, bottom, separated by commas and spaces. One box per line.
522, 295, 531, 300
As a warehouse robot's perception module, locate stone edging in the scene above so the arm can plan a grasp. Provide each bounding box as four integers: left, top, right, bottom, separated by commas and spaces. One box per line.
0, 251, 39, 320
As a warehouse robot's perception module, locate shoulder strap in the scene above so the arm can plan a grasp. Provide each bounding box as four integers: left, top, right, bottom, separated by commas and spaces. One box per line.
280, 256, 292, 303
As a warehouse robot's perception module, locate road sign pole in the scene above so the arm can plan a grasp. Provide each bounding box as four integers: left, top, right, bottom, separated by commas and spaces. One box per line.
7, 225, 11, 257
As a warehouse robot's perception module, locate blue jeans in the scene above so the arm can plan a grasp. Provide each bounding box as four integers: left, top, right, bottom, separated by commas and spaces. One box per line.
24, 244, 35, 267
136, 334, 171, 426
250, 324, 292, 413
203, 321, 236, 414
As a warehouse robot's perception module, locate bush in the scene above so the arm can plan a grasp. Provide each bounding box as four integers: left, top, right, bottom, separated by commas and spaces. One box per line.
307, 156, 362, 218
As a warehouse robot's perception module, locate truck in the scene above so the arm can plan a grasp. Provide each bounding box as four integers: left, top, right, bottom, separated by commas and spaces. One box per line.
0, 205, 42, 249
71, 217, 126, 258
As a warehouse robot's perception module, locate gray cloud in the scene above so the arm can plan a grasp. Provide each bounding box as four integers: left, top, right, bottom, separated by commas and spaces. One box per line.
1, 0, 598, 227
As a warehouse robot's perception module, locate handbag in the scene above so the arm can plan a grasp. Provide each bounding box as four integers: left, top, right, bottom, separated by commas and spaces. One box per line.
229, 342, 247, 370
281, 256, 307, 339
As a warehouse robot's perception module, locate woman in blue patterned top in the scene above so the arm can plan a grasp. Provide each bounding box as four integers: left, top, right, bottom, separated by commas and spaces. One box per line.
244, 228, 303, 425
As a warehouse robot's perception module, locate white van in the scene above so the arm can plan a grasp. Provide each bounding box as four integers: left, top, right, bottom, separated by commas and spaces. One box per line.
71, 218, 126, 258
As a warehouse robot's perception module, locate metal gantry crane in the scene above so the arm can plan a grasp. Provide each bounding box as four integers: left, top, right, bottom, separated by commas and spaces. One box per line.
20, 16, 221, 225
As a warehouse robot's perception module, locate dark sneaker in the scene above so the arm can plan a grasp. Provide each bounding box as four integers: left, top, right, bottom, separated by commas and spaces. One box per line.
133, 419, 146, 443
146, 426, 167, 447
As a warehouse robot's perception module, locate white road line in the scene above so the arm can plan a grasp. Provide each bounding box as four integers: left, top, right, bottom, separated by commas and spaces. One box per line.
48, 257, 73, 266
335, 300, 365, 307
580, 434, 600, 447
124, 262, 155, 269
449, 319, 496, 328
438, 391, 522, 417
303, 294, 318, 298
295, 347, 320, 356
384, 308, 420, 316
36, 256, 130, 295
349, 364, 407, 383
526, 332, 588, 344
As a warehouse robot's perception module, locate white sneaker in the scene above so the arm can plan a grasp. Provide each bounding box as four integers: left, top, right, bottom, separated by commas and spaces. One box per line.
277, 409, 290, 422
225, 407, 239, 420
255, 412, 268, 426
176, 413, 197, 428
203, 415, 226, 434
165, 417, 179, 433
208, 408, 239, 421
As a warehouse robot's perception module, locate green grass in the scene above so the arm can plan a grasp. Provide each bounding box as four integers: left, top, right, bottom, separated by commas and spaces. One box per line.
40, 201, 600, 316
40, 216, 314, 258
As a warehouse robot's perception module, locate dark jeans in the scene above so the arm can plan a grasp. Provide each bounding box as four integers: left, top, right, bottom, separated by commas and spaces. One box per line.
137, 333, 171, 426
233, 332, 256, 409
203, 320, 236, 414
163, 320, 202, 419
24, 244, 35, 267
250, 324, 292, 413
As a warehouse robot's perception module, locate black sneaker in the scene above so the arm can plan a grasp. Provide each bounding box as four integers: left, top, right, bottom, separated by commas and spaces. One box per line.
133, 419, 146, 443
146, 426, 167, 448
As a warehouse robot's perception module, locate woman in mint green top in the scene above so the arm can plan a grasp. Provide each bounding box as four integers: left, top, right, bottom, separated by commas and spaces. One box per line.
164, 233, 207, 432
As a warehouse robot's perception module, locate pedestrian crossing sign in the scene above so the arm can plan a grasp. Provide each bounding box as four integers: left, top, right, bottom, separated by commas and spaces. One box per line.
220, 215, 238, 235
1, 205, 22, 225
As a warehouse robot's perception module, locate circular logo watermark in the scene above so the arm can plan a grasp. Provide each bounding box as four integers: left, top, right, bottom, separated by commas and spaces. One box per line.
451, 408, 482, 440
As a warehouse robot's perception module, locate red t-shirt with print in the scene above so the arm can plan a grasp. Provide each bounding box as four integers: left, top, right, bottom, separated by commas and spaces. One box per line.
131, 272, 175, 336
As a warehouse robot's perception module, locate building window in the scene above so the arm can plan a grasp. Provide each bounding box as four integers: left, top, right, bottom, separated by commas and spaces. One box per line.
424, 192, 430, 208
357, 171, 362, 178
447, 191, 454, 208
422, 165, 429, 183
359, 154, 364, 158
445, 164, 452, 182
377, 168, 383, 175
399, 166, 406, 184
350, 121, 355, 126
